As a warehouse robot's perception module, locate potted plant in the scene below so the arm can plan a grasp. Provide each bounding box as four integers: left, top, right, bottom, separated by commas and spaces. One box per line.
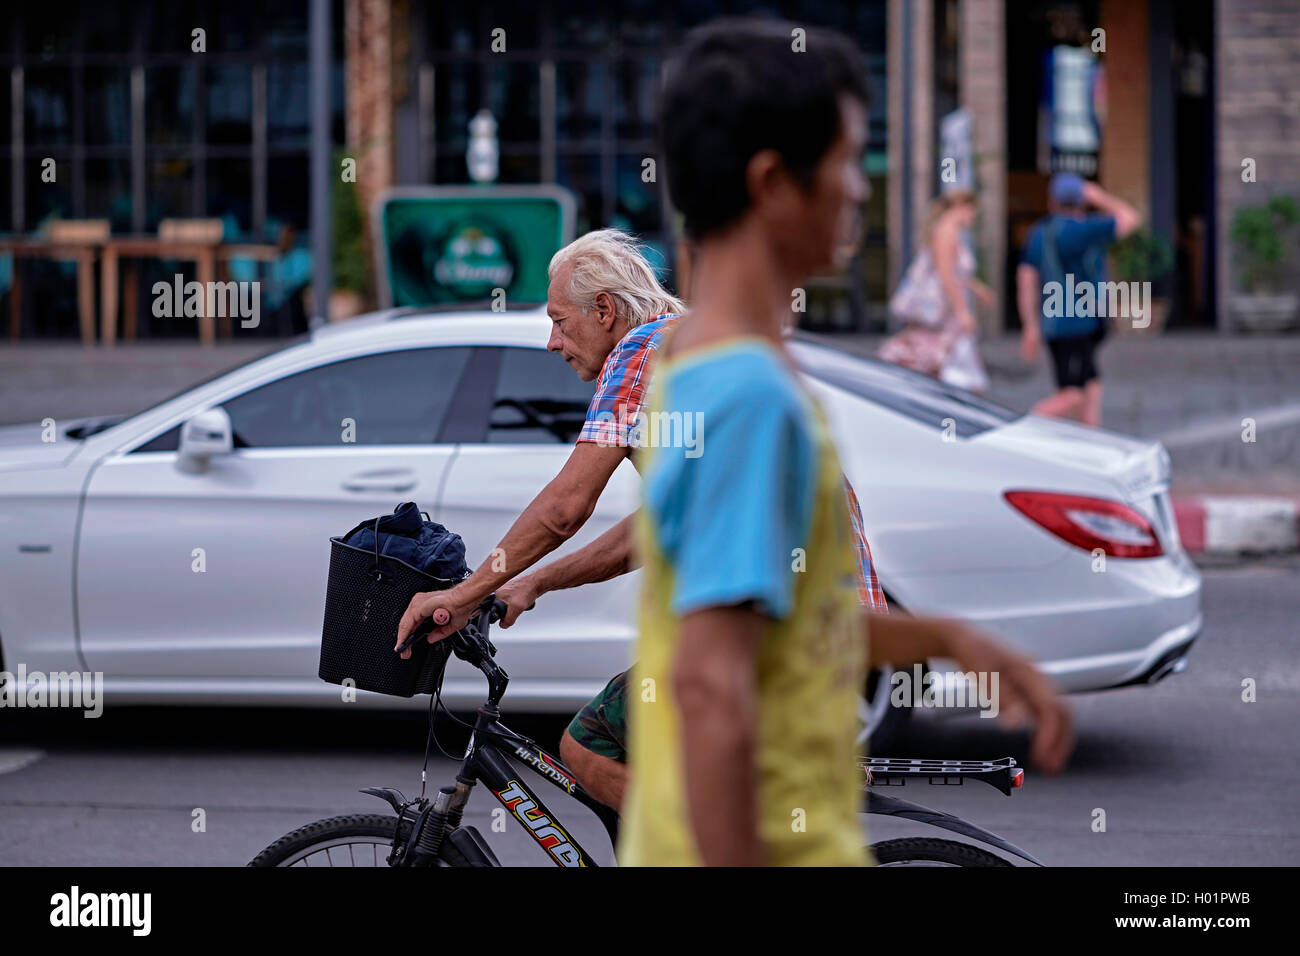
304, 151, 371, 322
1109, 230, 1174, 335
1228, 195, 1299, 332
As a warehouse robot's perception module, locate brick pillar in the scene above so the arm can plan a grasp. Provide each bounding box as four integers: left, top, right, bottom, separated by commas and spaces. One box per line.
1215, 0, 1300, 328
346, 0, 396, 306
1098, 0, 1151, 221
959, 0, 1007, 332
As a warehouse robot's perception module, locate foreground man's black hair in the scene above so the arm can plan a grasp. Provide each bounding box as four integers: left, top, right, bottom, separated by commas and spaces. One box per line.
659, 16, 872, 241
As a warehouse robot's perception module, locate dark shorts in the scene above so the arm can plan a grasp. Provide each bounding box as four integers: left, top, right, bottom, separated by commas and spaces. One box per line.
1047, 329, 1104, 389
565, 668, 630, 763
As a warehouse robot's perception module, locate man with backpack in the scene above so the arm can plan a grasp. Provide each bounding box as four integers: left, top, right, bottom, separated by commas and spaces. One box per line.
1017, 173, 1141, 426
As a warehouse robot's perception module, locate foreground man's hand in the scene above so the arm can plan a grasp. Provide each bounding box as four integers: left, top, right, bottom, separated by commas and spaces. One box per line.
943, 622, 1074, 775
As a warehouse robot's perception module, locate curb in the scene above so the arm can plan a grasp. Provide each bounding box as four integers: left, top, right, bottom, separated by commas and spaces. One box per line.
1172, 496, 1300, 555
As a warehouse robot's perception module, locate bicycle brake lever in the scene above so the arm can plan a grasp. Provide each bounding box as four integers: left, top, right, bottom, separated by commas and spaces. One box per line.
395, 618, 435, 655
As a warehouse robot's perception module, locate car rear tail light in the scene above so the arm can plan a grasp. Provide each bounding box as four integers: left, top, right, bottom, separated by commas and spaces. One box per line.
1003, 490, 1164, 559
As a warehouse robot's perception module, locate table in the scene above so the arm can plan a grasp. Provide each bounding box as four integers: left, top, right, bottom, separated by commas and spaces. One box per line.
100, 238, 281, 346
0, 237, 100, 345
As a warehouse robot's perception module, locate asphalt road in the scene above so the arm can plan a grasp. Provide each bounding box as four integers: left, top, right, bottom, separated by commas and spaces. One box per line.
1, 556, 1296, 867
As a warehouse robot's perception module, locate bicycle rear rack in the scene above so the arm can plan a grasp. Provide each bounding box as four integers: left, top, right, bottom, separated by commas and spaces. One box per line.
858, 756, 1024, 795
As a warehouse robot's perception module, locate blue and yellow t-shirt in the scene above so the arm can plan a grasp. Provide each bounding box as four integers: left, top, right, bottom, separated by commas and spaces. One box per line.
620, 338, 868, 866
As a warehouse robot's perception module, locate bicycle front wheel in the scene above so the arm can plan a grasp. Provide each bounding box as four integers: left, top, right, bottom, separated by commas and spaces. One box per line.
870, 837, 1013, 867
248, 813, 474, 868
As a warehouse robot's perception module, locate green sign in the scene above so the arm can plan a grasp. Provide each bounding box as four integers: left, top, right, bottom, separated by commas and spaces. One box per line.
373, 186, 576, 308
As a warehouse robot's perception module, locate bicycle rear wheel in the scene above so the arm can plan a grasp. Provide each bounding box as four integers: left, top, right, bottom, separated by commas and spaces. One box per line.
247, 813, 473, 868
870, 837, 1013, 867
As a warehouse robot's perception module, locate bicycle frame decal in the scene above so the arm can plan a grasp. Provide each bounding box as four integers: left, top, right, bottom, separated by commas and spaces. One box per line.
493, 779, 586, 867
512, 744, 576, 793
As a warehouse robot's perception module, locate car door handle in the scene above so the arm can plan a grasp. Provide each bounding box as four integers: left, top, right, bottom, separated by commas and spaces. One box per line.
342, 469, 417, 493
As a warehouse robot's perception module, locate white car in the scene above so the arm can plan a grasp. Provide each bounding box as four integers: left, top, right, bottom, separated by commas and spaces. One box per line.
0, 307, 1200, 746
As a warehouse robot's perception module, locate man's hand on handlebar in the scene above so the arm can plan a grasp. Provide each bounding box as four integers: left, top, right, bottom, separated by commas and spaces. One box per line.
395, 582, 483, 659
493, 576, 540, 628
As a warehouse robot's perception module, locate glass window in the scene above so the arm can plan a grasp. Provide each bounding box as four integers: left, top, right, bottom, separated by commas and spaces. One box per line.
615, 58, 660, 142
84, 1, 137, 53
85, 158, 134, 229
145, 154, 195, 227
24, 69, 74, 148
268, 62, 310, 148
497, 150, 541, 185
615, 153, 661, 236
555, 60, 608, 145
147, 66, 197, 146
555, 153, 603, 235
26, 156, 74, 225
24, 9, 78, 55
221, 347, 474, 447
267, 154, 309, 231
789, 340, 1021, 438
207, 65, 253, 146
145, 1, 211, 54
618, 0, 666, 47
486, 347, 596, 445
553, 3, 612, 50
486, 62, 540, 144
85, 68, 132, 147
428, 6, 477, 53
434, 63, 482, 154
0, 158, 10, 231
264, 3, 309, 55
207, 158, 252, 232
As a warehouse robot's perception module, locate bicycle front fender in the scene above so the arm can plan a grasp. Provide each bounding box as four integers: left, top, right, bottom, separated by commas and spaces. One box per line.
864, 791, 1044, 866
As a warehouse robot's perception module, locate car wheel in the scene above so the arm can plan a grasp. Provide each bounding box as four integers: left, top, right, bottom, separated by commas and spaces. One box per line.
858, 665, 910, 755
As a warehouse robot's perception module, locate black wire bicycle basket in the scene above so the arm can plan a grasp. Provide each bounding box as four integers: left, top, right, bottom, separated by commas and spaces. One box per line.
318, 517, 464, 698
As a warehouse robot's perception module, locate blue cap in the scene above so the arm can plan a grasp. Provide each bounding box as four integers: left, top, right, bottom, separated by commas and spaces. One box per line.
1049, 172, 1085, 205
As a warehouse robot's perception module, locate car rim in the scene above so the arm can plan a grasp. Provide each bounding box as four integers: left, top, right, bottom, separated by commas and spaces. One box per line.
857, 666, 896, 748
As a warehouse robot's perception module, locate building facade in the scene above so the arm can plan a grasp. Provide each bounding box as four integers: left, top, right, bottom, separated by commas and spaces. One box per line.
3, 1, 1297, 338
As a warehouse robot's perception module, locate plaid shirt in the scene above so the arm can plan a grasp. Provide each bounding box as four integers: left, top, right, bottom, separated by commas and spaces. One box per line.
578, 312, 886, 611
843, 477, 888, 612
577, 314, 681, 448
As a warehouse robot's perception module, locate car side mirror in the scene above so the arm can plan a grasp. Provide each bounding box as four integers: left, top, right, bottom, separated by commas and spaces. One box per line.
176, 408, 233, 474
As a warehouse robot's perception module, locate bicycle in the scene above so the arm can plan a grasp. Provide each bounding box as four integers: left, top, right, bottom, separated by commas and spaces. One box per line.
249, 596, 1043, 867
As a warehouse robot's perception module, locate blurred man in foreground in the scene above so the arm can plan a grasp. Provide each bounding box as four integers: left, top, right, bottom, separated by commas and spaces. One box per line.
620, 17, 1074, 866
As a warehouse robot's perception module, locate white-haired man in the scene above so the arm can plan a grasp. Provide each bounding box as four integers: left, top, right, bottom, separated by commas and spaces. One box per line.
397, 227, 888, 810
395, 229, 684, 803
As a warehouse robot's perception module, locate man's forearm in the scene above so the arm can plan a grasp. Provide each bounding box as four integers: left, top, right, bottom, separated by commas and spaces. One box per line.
529, 512, 640, 596
675, 608, 764, 866
1082, 182, 1140, 237
864, 611, 965, 669
1017, 265, 1041, 335
459, 486, 597, 602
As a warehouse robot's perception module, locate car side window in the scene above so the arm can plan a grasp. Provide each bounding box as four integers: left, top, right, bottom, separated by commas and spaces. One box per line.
216, 347, 474, 448
484, 346, 596, 444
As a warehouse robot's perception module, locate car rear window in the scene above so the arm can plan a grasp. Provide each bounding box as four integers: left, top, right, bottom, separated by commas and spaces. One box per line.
789, 338, 1022, 438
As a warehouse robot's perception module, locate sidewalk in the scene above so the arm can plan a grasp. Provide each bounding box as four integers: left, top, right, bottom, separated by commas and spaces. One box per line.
3, 333, 1298, 553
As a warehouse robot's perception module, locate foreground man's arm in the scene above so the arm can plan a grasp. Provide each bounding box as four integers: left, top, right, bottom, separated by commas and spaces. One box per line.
865, 613, 1074, 775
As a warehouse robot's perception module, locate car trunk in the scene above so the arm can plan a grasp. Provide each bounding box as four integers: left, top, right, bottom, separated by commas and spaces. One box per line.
976, 416, 1182, 553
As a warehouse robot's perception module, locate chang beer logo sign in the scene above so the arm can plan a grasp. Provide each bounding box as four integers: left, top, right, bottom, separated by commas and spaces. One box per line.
431, 223, 515, 299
